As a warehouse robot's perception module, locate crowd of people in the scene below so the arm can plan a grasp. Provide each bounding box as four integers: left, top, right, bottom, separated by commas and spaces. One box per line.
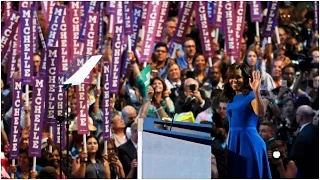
1, 1, 319, 179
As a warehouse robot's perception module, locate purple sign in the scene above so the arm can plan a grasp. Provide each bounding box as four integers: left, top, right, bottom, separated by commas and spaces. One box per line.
195, 1, 214, 57
84, 13, 99, 55
45, 47, 59, 125
32, 8, 38, 53
9, 79, 22, 159
76, 84, 89, 135
3, 2, 13, 21
234, 2, 247, 59
7, 28, 19, 85
110, 2, 124, 94
155, 2, 170, 42
1, 11, 20, 59
46, 5, 64, 47
213, 1, 223, 28
103, 61, 111, 140
314, 1, 319, 31
59, 7, 69, 73
40, 5, 64, 76
55, 73, 65, 150
174, 2, 194, 44
20, 7, 34, 84
223, 2, 236, 57
131, 5, 143, 51
78, 1, 98, 42
263, 1, 279, 37
140, 2, 162, 63
29, 77, 46, 157
123, 1, 133, 35
106, 1, 116, 15
249, 1, 263, 22
34, 9, 47, 51
67, 7, 81, 59
98, 2, 104, 54
207, 1, 214, 26
141, 2, 149, 25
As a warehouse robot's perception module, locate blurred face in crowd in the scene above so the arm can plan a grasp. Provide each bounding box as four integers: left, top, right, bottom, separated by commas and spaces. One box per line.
212, 67, 222, 82
281, 100, 295, 119
259, 125, 274, 142
313, 76, 319, 89
272, 60, 283, 79
218, 102, 227, 119
278, 28, 288, 44
282, 67, 295, 87
87, 137, 99, 154
107, 142, 116, 155
112, 114, 125, 130
194, 55, 207, 72
168, 64, 181, 81
165, 20, 177, 38
18, 152, 29, 167
154, 46, 168, 63
279, 8, 292, 25
49, 149, 60, 168
123, 106, 137, 126
70, 98, 77, 115
1, 79, 4, 91
246, 50, 258, 67
33, 54, 41, 74
229, 69, 244, 92
312, 50, 319, 64
241, 38, 247, 52
152, 79, 164, 93
184, 39, 196, 58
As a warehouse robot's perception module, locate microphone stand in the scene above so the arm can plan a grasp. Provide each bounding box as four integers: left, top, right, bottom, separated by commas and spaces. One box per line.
56, 83, 72, 179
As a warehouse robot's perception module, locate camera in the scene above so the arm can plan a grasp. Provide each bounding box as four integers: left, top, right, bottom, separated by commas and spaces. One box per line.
272, 150, 282, 160
189, 84, 196, 92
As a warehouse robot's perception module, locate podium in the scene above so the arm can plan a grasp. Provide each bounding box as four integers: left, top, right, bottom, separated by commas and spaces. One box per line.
138, 118, 212, 179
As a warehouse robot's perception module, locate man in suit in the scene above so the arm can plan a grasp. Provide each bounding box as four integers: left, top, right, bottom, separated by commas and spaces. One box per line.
118, 122, 138, 179
211, 112, 229, 178
174, 78, 211, 118
288, 105, 319, 178
259, 121, 276, 150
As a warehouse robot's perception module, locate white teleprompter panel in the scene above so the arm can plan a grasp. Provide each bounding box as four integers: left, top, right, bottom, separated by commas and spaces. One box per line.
142, 132, 211, 179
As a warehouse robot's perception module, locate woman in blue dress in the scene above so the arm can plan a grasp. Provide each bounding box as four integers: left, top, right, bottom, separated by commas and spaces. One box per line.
223, 63, 272, 179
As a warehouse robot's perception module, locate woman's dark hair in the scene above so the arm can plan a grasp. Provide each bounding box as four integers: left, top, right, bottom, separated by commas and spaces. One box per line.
222, 63, 252, 101
19, 149, 33, 166
192, 54, 207, 66
150, 77, 167, 97
86, 135, 103, 163
244, 48, 259, 67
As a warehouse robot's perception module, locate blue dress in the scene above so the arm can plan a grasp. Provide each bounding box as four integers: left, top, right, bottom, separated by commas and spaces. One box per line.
226, 91, 272, 179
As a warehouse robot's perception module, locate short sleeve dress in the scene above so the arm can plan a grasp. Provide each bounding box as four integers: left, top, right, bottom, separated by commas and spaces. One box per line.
226, 91, 272, 179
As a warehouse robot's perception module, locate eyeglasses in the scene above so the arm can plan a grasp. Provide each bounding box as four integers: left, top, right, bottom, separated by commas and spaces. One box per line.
155, 50, 167, 53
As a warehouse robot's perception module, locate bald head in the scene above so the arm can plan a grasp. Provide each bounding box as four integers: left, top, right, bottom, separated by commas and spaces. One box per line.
122, 105, 137, 125
184, 78, 199, 89
296, 105, 314, 125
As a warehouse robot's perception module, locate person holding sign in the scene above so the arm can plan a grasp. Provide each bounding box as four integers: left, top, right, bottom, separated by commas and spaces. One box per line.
72, 135, 111, 179
223, 63, 272, 178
